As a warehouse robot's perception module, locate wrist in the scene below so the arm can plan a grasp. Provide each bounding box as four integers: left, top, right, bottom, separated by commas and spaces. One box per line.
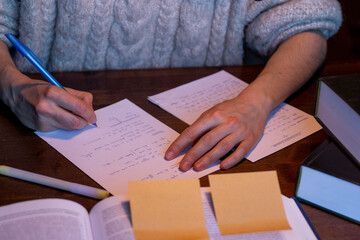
0, 65, 30, 106
235, 77, 276, 116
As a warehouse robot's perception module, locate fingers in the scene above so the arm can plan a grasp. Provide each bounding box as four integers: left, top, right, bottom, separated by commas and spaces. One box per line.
220, 139, 254, 169
36, 101, 90, 131
190, 134, 241, 171
61, 88, 96, 122
179, 133, 255, 172
165, 115, 219, 160
34, 85, 96, 131
177, 123, 237, 171
67, 88, 95, 110
165, 98, 267, 172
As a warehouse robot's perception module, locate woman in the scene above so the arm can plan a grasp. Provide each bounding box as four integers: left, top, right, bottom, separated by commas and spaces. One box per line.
0, 0, 342, 171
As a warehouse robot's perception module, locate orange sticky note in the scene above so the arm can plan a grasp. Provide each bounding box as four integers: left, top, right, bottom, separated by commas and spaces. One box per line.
129, 179, 209, 240
209, 171, 290, 235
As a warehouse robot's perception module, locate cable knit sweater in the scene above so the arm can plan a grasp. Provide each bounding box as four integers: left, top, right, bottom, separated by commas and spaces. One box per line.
0, 0, 342, 72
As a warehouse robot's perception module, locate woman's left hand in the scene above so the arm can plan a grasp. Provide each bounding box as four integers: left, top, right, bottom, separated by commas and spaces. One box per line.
165, 93, 269, 171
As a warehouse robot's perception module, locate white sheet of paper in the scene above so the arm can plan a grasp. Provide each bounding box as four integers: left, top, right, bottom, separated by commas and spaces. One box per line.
148, 71, 322, 162
36, 99, 220, 195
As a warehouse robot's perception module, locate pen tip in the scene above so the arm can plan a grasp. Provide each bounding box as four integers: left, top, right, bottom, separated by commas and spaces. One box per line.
89, 123, 98, 128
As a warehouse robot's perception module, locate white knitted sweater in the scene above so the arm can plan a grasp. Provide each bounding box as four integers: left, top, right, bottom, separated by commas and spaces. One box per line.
0, 0, 342, 72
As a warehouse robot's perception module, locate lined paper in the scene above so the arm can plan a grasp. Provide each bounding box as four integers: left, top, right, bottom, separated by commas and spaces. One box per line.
36, 99, 220, 195
148, 71, 322, 162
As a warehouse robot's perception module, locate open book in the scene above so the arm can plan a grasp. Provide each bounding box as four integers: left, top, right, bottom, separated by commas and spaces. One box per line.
0, 188, 318, 240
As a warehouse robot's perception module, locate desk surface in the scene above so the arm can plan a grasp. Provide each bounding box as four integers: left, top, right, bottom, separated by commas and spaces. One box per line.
0, 61, 359, 239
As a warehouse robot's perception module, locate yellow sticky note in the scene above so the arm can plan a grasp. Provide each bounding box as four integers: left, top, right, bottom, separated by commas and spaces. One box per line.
129, 179, 209, 240
209, 171, 290, 235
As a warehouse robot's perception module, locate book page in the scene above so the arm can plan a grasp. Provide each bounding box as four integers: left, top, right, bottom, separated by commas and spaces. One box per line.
89, 188, 317, 240
36, 99, 220, 195
89, 195, 134, 240
148, 71, 322, 162
0, 199, 93, 240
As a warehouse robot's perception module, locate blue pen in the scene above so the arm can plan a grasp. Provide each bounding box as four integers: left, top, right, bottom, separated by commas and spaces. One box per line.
5, 33, 98, 127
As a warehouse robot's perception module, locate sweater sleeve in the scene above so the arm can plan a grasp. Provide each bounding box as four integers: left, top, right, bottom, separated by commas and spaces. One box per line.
245, 0, 342, 58
0, 0, 19, 47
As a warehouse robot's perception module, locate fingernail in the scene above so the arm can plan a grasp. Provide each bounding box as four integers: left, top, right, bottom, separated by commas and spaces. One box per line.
220, 162, 230, 169
180, 162, 190, 172
90, 117, 97, 125
193, 163, 203, 172
165, 151, 173, 160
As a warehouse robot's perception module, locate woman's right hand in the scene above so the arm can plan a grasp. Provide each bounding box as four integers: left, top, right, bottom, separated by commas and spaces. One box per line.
0, 40, 96, 132
1, 68, 97, 132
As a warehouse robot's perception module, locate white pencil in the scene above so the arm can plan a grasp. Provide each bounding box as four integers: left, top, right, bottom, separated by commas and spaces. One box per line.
0, 165, 109, 199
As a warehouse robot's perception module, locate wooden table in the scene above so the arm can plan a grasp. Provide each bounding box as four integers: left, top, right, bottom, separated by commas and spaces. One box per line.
1, 61, 359, 239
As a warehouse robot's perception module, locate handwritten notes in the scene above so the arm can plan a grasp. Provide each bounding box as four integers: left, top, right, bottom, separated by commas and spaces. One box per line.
148, 71, 322, 162
35, 71, 320, 195
36, 99, 220, 195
